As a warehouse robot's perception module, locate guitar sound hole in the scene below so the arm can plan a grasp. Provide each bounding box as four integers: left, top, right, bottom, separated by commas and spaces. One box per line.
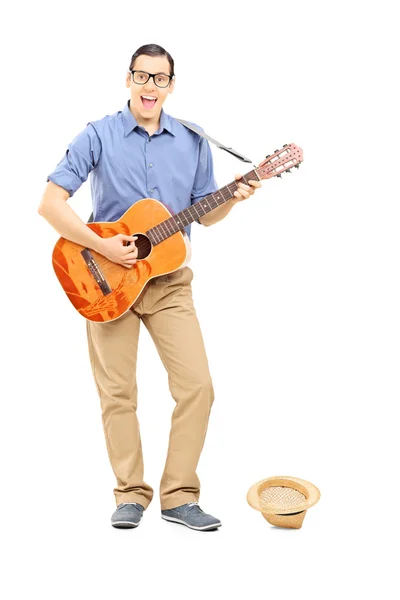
127, 233, 152, 260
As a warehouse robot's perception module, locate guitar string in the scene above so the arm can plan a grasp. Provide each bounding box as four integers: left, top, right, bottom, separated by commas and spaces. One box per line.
90, 171, 261, 272
87, 159, 295, 272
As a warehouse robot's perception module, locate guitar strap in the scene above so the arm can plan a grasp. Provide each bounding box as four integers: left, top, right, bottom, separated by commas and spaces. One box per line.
87, 119, 252, 222
175, 118, 253, 163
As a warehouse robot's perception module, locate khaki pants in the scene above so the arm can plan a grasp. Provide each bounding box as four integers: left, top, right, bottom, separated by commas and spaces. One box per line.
86, 266, 215, 510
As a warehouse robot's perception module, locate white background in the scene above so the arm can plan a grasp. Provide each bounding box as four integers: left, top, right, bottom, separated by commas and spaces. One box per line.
1, 0, 399, 597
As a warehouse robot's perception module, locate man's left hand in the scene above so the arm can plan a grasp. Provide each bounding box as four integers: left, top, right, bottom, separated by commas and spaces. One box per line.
232, 173, 262, 203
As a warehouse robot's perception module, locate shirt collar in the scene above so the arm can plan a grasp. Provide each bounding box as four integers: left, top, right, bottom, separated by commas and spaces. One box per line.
122, 100, 176, 137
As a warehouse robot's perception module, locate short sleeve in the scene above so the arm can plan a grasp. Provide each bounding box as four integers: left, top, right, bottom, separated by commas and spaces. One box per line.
191, 135, 219, 224
46, 123, 102, 197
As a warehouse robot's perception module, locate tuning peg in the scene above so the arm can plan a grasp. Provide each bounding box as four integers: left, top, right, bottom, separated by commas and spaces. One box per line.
274, 149, 279, 153
265, 154, 270, 159
294, 164, 300, 169
277, 173, 282, 178
283, 144, 288, 147
286, 169, 292, 173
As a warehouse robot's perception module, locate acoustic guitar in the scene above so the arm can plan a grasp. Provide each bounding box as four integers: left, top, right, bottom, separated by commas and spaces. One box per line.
52, 143, 303, 322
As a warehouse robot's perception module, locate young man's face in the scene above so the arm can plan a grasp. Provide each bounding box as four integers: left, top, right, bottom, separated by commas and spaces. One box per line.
125, 54, 175, 119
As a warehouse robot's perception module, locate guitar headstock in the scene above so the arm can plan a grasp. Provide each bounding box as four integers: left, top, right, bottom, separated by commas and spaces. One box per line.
257, 144, 303, 180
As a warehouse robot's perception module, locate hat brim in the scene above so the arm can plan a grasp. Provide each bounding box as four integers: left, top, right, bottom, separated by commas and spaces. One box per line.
247, 475, 320, 515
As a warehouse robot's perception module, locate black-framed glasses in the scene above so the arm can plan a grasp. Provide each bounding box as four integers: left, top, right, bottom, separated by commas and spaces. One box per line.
129, 69, 173, 88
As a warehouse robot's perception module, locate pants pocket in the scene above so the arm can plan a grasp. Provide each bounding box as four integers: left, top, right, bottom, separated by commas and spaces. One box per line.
173, 266, 193, 286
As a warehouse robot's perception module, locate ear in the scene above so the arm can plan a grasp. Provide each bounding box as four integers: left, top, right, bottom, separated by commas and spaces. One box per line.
168, 77, 175, 94
125, 72, 131, 88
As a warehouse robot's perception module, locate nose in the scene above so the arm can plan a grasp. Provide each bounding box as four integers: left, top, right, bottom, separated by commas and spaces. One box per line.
144, 75, 156, 90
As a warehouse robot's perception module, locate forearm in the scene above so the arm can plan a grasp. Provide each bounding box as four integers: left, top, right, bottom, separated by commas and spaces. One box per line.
38, 185, 104, 253
198, 198, 237, 227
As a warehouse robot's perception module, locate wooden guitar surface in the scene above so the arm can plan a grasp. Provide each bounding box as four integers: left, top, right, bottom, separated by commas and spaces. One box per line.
52, 199, 188, 322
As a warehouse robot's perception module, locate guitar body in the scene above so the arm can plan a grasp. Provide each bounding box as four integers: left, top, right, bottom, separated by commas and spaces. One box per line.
52, 199, 192, 322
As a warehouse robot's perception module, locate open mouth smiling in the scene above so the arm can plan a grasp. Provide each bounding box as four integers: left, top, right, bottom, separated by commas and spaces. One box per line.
141, 95, 158, 108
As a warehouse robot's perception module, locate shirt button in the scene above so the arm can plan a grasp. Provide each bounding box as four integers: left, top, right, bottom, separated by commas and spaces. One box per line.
150, 189, 154, 193
148, 138, 151, 143
149, 163, 154, 168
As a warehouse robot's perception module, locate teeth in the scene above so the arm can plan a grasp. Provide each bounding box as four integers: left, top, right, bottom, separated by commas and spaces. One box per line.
142, 95, 157, 100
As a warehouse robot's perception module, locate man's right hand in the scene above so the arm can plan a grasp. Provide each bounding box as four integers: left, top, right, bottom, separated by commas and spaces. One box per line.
96, 234, 139, 268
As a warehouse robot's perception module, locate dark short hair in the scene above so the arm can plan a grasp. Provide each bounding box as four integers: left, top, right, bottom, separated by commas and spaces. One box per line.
129, 44, 175, 78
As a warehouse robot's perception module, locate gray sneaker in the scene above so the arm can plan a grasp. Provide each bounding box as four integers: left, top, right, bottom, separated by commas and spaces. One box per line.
111, 502, 144, 529
161, 502, 221, 531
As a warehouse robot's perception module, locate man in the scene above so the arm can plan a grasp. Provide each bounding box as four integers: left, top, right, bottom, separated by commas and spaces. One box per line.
38, 44, 261, 531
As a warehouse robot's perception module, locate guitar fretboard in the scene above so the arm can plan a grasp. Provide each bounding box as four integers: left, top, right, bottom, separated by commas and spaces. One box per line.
146, 168, 259, 245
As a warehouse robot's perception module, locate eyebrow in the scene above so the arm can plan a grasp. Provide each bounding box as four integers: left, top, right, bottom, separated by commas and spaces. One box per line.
136, 70, 170, 76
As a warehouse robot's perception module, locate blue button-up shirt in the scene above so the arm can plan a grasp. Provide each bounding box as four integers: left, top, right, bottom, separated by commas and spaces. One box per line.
47, 100, 219, 238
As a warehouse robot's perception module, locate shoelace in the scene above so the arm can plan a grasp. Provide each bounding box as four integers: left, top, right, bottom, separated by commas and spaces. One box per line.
186, 502, 204, 513
119, 502, 143, 510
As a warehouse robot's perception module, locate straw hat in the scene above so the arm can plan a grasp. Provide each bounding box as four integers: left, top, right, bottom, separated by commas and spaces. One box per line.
247, 476, 320, 529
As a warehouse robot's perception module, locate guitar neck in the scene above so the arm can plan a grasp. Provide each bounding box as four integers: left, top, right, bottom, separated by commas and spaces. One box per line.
146, 167, 260, 245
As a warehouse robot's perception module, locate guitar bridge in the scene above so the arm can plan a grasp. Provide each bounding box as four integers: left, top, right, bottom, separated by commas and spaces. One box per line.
81, 248, 112, 295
